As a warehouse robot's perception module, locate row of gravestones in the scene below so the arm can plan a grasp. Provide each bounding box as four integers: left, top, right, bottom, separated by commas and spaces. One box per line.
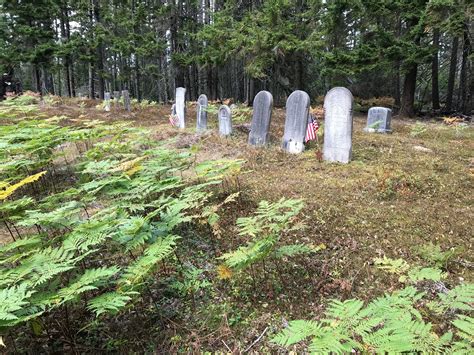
103, 90, 131, 112
173, 87, 392, 164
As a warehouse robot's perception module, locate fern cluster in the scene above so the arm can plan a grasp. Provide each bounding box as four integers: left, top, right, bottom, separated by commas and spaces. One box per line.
0, 109, 244, 337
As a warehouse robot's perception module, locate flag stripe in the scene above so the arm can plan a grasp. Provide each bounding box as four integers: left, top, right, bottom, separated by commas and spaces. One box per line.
305, 115, 319, 143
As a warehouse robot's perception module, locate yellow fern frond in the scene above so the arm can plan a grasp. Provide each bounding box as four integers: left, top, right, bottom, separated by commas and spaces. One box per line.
0, 171, 47, 200
217, 264, 233, 280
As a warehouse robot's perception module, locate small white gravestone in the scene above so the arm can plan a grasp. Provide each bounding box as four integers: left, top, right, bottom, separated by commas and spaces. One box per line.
365, 107, 392, 133
175, 87, 186, 129
249, 90, 273, 146
323, 87, 353, 163
104, 92, 111, 112
218, 105, 232, 136
196, 94, 208, 132
122, 90, 131, 112
282, 90, 310, 154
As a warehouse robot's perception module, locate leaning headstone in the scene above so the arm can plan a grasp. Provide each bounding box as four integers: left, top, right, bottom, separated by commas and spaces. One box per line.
122, 90, 131, 112
323, 87, 353, 163
104, 92, 111, 112
196, 94, 208, 131
365, 107, 392, 133
175, 87, 186, 129
249, 91, 273, 146
282, 90, 310, 154
218, 105, 232, 136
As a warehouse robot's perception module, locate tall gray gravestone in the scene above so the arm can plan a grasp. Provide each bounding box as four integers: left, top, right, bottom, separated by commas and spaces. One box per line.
365, 107, 392, 133
248, 91, 273, 146
104, 92, 111, 112
113, 91, 121, 107
323, 87, 353, 163
218, 105, 232, 136
175, 87, 186, 129
196, 94, 208, 131
282, 90, 310, 154
122, 90, 131, 112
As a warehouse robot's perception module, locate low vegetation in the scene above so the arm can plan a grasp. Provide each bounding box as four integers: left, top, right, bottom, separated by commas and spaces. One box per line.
0, 94, 472, 352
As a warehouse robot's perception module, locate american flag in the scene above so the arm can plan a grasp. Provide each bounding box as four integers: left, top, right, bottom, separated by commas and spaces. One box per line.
169, 114, 179, 127
305, 115, 319, 142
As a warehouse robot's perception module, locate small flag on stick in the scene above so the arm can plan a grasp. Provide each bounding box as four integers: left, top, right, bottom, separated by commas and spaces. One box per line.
305, 114, 319, 143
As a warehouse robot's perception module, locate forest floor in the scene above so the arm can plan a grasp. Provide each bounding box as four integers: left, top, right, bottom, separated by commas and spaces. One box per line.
2, 97, 473, 352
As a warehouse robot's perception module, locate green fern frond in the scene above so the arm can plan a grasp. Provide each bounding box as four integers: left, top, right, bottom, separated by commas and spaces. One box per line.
87, 291, 138, 316
274, 243, 325, 258
271, 320, 321, 346
374, 256, 410, 274
0, 283, 34, 323
119, 235, 179, 288
219, 237, 276, 271
57, 266, 120, 305
438, 284, 474, 311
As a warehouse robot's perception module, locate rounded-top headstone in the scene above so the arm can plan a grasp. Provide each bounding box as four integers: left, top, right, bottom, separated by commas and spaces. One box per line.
196, 94, 208, 132
365, 107, 392, 133
218, 105, 232, 136
249, 91, 273, 147
175, 87, 186, 129
282, 90, 310, 154
323, 87, 353, 163
104, 92, 111, 112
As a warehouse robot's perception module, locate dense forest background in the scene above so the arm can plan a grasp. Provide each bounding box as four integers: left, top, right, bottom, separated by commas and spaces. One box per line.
0, 0, 472, 116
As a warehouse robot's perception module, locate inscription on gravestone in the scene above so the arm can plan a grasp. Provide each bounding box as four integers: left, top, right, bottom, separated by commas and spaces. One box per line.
365, 107, 392, 133
282, 90, 310, 154
122, 90, 131, 112
249, 91, 273, 146
104, 92, 111, 112
323, 87, 353, 163
175, 87, 186, 129
196, 94, 208, 132
218, 105, 232, 136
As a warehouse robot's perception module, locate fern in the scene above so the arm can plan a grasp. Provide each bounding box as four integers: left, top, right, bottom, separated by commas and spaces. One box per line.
87, 291, 138, 316
56, 266, 120, 305
438, 284, 474, 312
374, 256, 410, 274
119, 235, 179, 288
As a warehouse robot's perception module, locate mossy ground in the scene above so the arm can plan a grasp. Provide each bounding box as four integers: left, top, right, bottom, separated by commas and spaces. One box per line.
2, 98, 473, 352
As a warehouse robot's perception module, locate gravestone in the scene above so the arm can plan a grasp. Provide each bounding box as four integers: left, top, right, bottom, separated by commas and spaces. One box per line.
196, 94, 208, 131
249, 91, 273, 146
113, 91, 121, 106
122, 90, 131, 111
171, 103, 176, 116
104, 92, 111, 112
175, 87, 186, 129
282, 90, 310, 154
323, 87, 353, 163
365, 107, 392, 133
218, 105, 232, 136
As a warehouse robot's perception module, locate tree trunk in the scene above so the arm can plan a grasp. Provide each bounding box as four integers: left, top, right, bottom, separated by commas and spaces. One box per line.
445, 36, 458, 112
400, 65, 418, 117
431, 28, 440, 110
458, 24, 471, 114
93, 0, 105, 99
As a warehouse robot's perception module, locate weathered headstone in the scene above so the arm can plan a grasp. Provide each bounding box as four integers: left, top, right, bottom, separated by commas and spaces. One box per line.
171, 103, 176, 116
248, 91, 273, 146
196, 94, 208, 131
175, 87, 186, 129
104, 92, 111, 112
282, 90, 310, 154
364, 107, 392, 133
113, 91, 121, 106
122, 90, 131, 112
218, 105, 232, 136
323, 87, 353, 163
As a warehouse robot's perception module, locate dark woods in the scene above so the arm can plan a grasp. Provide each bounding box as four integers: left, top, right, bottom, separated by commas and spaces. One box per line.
0, 0, 472, 116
